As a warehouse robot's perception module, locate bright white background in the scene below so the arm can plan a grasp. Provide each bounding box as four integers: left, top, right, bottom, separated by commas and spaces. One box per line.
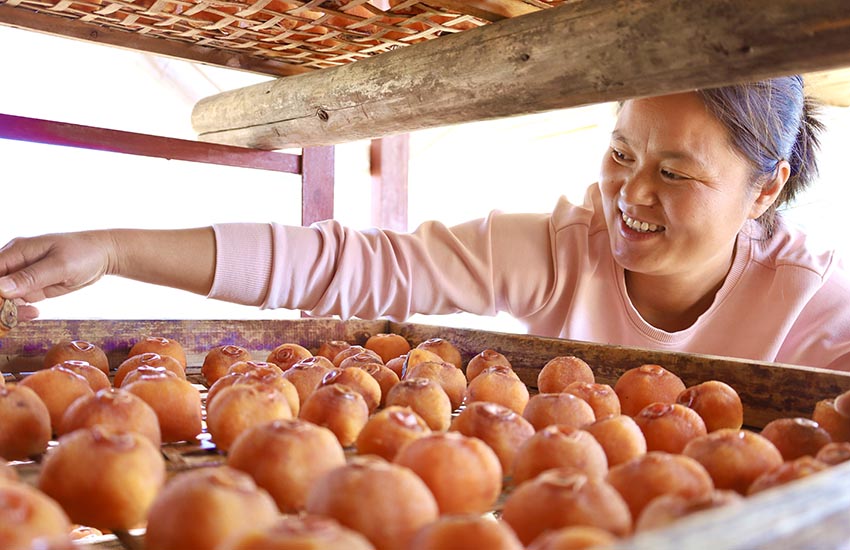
2, 25, 849, 333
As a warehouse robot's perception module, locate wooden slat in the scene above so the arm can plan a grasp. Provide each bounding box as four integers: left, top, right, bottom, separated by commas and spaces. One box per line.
0, 113, 302, 174
301, 145, 335, 226
424, 0, 539, 21
0, 4, 311, 78
610, 460, 850, 550
370, 134, 409, 231
0, 318, 389, 373
192, 0, 850, 149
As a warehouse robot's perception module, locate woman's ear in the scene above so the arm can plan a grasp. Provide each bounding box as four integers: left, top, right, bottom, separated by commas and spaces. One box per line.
748, 160, 791, 220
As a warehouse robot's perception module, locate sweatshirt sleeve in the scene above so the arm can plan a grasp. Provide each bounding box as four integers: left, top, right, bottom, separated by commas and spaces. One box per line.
208, 211, 556, 321
777, 259, 850, 372
208, 223, 274, 307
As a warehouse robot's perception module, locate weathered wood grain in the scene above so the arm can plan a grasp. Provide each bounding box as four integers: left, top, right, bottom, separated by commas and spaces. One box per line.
192, 0, 850, 149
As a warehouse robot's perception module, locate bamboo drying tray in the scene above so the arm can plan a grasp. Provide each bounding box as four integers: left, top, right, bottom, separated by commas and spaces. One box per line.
0, 0, 562, 73
3, 318, 850, 549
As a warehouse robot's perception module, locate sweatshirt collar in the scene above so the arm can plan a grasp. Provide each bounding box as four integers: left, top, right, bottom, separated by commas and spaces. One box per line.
616, 224, 753, 344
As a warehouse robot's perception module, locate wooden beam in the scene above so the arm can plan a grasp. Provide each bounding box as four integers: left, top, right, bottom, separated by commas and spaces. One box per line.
370, 134, 409, 231
301, 146, 335, 226
192, 0, 850, 149
0, 4, 311, 78
0, 113, 302, 173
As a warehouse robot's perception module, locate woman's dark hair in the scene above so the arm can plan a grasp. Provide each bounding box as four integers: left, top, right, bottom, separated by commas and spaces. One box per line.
697, 76, 824, 238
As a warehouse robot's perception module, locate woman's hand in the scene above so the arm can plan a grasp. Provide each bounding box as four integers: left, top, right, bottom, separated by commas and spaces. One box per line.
0, 227, 216, 323
0, 231, 116, 306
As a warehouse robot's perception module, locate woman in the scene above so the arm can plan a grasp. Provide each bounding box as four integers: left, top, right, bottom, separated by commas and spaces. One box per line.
2, 76, 849, 369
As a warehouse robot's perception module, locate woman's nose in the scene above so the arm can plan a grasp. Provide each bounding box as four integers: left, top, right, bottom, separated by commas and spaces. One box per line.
619, 168, 656, 206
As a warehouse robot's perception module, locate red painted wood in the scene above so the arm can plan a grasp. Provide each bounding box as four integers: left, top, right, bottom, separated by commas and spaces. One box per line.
370, 134, 409, 231
0, 113, 302, 174
301, 146, 335, 227
299, 145, 335, 319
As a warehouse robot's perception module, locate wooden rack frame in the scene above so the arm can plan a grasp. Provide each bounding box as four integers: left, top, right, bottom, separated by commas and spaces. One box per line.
0, 112, 410, 229
3, 1, 850, 548
0, 112, 336, 226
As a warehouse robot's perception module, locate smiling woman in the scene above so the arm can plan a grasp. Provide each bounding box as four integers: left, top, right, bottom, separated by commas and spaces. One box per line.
2, 76, 850, 371
599, 91, 797, 333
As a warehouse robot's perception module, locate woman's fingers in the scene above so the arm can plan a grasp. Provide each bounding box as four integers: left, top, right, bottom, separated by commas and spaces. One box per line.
13, 302, 39, 323
0, 232, 111, 302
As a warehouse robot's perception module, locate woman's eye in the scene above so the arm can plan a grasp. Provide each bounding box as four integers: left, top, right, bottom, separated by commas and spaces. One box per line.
661, 169, 685, 180
611, 148, 628, 162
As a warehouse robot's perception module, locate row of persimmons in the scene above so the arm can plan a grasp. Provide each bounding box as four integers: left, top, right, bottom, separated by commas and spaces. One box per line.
2, 333, 850, 549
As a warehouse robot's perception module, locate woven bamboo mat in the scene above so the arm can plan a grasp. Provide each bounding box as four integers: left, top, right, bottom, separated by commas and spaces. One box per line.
0, 0, 566, 70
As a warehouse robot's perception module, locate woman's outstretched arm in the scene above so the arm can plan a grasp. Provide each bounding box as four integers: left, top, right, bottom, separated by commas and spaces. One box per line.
0, 227, 216, 318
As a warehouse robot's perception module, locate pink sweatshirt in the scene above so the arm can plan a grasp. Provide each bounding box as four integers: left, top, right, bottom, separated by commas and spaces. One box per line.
209, 184, 850, 371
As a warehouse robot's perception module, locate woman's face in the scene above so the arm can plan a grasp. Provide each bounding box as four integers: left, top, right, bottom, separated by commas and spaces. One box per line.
599, 92, 762, 281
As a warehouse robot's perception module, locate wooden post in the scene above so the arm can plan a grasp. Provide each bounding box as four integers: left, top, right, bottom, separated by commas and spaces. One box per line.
300, 146, 334, 227
370, 134, 409, 231
299, 146, 334, 318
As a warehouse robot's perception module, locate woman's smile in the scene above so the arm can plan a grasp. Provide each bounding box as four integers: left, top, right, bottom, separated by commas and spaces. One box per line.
620, 211, 665, 234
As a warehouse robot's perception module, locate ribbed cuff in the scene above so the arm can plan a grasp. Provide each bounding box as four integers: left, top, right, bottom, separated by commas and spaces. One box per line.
208, 223, 273, 307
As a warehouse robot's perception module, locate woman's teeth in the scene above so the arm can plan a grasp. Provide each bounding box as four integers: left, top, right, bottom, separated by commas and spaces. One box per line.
622, 212, 663, 233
